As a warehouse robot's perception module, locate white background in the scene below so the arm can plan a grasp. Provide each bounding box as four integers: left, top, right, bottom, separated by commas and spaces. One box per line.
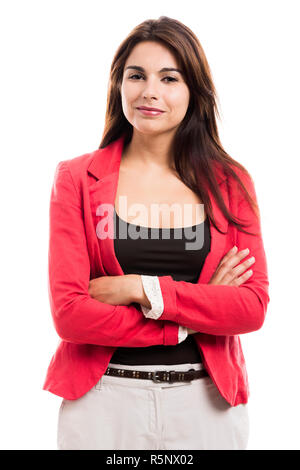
0, 0, 299, 450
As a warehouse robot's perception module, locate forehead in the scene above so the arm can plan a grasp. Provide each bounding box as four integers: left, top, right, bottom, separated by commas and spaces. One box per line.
124, 41, 178, 68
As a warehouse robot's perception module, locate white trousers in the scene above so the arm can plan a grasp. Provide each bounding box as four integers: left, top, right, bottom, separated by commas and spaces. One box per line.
57, 362, 249, 450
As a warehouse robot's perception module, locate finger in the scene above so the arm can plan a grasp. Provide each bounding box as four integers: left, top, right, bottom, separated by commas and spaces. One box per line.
220, 251, 253, 283
231, 256, 255, 278
211, 247, 251, 284
221, 248, 250, 271
216, 268, 236, 285
217, 251, 254, 284
232, 269, 253, 286
218, 246, 238, 267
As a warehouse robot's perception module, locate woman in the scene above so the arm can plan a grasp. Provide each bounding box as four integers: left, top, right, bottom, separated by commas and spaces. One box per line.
43, 16, 270, 450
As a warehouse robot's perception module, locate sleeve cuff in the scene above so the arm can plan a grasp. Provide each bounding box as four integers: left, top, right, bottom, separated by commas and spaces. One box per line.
140, 275, 164, 319
178, 326, 188, 343
157, 275, 178, 321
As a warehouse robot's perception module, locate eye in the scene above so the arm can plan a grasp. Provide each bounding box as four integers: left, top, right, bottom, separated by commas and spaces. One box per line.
128, 74, 144, 80
162, 76, 178, 83
128, 74, 178, 83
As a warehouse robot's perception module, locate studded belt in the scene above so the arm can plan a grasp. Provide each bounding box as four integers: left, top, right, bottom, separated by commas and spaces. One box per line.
104, 367, 209, 383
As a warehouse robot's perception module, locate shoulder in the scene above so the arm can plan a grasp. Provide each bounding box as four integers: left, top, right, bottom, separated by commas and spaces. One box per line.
53, 147, 103, 191
58, 149, 99, 177
224, 161, 256, 202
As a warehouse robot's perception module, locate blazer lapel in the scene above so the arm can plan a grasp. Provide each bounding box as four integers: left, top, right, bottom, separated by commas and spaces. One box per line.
87, 135, 229, 283
88, 136, 125, 276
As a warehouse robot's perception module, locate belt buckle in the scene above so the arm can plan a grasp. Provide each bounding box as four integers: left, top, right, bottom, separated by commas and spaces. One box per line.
152, 370, 177, 383
152, 371, 163, 383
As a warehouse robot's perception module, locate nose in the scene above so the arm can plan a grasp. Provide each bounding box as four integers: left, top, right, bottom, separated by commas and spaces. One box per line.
142, 77, 159, 100
143, 93, 157, 100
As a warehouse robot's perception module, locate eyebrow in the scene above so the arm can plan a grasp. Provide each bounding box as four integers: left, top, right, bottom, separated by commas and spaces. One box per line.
125, 65, 183, 75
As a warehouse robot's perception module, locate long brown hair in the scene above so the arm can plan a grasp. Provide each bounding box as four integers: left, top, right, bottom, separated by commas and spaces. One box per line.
99, 16, 259, 236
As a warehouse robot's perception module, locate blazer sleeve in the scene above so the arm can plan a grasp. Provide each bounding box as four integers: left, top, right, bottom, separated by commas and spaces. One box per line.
156, 172, 270, 336
48, 161, 179, 347
139, 275, 189, 343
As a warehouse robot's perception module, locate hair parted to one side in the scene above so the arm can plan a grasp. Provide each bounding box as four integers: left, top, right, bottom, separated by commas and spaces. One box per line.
99, 16, 260, 236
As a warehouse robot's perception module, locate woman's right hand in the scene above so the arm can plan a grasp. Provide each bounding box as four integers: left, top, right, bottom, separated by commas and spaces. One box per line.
208, 246, 255, 286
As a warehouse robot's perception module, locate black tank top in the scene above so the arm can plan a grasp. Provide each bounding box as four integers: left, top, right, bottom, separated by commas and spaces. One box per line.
110, 208, 211, 365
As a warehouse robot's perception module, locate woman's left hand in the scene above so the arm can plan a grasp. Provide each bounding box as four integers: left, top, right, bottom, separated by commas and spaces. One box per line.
88, 274, 144, 306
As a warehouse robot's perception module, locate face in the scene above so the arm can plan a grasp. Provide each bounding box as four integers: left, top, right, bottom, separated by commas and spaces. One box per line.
120, 41, 190, 137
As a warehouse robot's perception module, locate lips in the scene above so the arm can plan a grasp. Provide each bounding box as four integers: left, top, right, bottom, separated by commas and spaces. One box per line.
137, 106, 165, 112
136, 107, 165, 116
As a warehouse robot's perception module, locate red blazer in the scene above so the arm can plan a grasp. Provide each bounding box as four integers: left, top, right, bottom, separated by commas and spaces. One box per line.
43, 135, 270, 406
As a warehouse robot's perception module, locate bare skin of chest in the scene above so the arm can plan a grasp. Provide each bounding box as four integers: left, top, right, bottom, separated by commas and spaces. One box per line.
115, 164, 206, 229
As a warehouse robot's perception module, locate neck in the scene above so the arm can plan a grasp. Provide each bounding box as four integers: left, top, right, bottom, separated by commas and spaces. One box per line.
123, 131, 177, 172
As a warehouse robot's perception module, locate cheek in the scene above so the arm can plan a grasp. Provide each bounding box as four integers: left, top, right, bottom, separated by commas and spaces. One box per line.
167, 88, 190, 116
122, 83, 140, 102
121, 86, 141, 118
169, 99, 189, 121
